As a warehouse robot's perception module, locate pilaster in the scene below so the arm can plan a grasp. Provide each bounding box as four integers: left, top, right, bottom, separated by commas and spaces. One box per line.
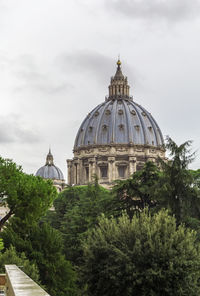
129, 156, 137, 176
89, 157, 96, 182
108, 157, 115, 183
67, 159, 72, 185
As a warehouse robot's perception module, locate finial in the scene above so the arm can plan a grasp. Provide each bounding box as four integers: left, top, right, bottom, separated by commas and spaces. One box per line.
117, 60, 121, 66
117, 54, 121, 66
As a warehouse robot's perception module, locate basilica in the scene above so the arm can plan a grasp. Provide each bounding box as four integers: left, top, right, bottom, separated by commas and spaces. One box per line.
36, 60, 165, 189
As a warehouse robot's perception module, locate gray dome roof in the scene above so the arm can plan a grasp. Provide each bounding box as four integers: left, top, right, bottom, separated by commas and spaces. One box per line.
74, 60, 164, 150
36, 150, 64, 180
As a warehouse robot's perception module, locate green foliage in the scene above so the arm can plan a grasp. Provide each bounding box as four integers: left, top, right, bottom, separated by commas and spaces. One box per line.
82, 210, 200, 296
190, 169, 200, 188
0, 157, 57, 228
48, 185, 89, 229
111, 162, 160, 218
29, 223, 77, 296
0, 156, 77, 295
1, 220, 78, 296
0, 246, 40, 283
0, 239, 3, 252
110, 138, 200, 226
47, 183, 112, 265
157, 137, 199, 224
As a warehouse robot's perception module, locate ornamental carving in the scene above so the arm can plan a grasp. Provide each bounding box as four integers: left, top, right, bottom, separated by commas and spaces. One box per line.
116, 147, 128, 152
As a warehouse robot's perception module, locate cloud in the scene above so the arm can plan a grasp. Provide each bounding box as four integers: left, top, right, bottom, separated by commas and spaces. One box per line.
56, 51, 115, 84
0, 54, 72, 95
56, 50, 140, 89
106, 0, 200, 22
0, 114, 39, 144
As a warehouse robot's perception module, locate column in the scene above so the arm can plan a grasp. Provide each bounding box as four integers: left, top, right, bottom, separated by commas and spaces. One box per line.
78, 159, 83, 185
74, 160, 81, 185
89, 158, 96, 182
73, 163, 77, 185
129, 156, 137, 176
108, 157, 115, 183
66, 160, 72, 185
120, 84, 123, 95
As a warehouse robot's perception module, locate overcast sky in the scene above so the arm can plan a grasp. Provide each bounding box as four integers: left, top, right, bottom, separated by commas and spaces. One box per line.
0, 0, 200, 179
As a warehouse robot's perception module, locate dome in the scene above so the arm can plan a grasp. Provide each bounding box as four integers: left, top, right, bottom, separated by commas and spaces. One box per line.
74, 100, 164, 149
74, 61, 164, 150
36, 150, 64, 180
67, 60, 166, 188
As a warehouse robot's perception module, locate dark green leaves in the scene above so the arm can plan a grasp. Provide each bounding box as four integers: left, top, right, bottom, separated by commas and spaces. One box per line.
82, 210, 200, 296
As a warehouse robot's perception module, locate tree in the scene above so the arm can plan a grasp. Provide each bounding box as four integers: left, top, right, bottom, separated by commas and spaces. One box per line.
0, 157, 57, 229
0, 246, 40, 283
46, 183, 112, 265
82, 210, 200, 296
1, 220, 78, 296
0, 157, 77, 295
157, 137, 199, 224
111, 161, 160, 218
190, 169, 200, 188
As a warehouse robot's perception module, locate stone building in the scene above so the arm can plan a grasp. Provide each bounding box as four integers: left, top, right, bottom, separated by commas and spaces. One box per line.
67, 60, 165, 187
36, 149, 65, 192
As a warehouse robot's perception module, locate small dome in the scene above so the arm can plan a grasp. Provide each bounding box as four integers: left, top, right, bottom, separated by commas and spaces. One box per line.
36, 150, 64, 180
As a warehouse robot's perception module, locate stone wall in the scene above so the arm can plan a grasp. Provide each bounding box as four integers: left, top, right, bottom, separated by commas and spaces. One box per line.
67, 144, 165, 187
5, 265, 50, 296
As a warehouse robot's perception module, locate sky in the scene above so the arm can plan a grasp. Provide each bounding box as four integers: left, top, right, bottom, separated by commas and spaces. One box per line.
0, 0, 200, 180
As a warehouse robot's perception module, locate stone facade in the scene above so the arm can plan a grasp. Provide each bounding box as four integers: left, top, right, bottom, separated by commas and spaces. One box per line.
67, 144, 165, 187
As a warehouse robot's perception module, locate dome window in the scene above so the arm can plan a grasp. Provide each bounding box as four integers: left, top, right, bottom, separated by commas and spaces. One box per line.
148, 126, 152, 131
119, 124, 124, 130
94, 111, 99, 117
105, 110, 111, 115
102, 124, 107, 131
89, 126, 93, 132
135, 125, 140, 131
131, 110, 136, 115
118, 109, 123, 115
142, 111, 146, 116
81, 128, 84, 132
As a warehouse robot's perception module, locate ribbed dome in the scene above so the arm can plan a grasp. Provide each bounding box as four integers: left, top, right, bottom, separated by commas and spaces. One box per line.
74, 100, 164, 149
36, 150, 64, 180
74, 60, 164, 150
